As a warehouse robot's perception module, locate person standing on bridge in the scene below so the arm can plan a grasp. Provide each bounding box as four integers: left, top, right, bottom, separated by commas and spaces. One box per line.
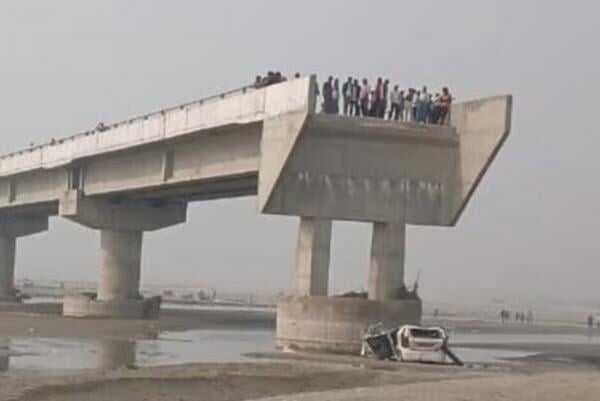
332, 78, 340, 114
388, 85, 402, 121
417, 86, 429, 123
404, 89, 414, 121
350, 79, 360, 116
412, 89, 420, 122
322, 76, 333, 113
342, 77, 353, 116
438, 87, 452, 125
371, 78, 383, 117
380, 79, 390, 118
360, 78, 370, 117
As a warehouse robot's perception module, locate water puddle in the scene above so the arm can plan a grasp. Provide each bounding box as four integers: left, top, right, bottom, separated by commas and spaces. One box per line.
0, 330, 274, 376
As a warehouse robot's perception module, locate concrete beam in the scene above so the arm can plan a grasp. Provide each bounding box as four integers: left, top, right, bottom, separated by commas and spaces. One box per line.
59, 190, 186, 231
0, 215, 48, 238
368, 222, 406, 301
293, 217, 332, 296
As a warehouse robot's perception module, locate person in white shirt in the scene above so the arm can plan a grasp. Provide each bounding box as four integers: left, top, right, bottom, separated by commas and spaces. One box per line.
360, 79, 371, 117
417, 86, 429, 123
388, 85, 402, 120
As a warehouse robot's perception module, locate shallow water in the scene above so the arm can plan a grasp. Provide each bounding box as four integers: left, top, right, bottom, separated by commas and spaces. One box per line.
0, 330, 274, 376
1, 329, 552, 376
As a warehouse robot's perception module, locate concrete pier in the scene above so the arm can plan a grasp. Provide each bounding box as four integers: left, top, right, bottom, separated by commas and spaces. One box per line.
293, 218, 332, 296
0, 236, 16, 302
277, 220, 421, 354
0, 216, 48, 303
61, 192, 186, 318
97, 340, 136, 371
368, 222, 406, 301
98, 230, 143, 302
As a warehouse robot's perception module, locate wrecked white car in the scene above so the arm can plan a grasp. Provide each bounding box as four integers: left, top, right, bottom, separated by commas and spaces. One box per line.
361, 324, 462, 365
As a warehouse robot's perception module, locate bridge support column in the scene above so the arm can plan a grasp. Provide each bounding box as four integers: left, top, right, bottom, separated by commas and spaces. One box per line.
60, 191, 186, 319
98, 230, 143, 303
293, 217, 331, 296
368, 222, 406, 301
0, 237, 16, 302
277, 218, 421, 354
0, 216, 48, 303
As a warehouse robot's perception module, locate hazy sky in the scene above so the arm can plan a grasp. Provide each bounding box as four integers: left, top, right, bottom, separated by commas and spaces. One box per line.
1, 1, 598, 305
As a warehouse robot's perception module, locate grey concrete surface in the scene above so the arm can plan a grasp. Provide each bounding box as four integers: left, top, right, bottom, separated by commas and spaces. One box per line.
0, 215, 48, 301
98, 230, 143, 302
293, 217, 332, 297
60, 190, 187, 231
0, 236, 15, 301
368, 222, 406, 301
62, 294, 150, 319
277, 296, 422, 353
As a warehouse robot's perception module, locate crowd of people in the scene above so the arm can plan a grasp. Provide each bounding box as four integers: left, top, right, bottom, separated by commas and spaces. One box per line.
319, 76, 453, 125
251, 72, 453, 125
587, 314, 600, 330
254, 71, 301, 89
500, 309, 534, 325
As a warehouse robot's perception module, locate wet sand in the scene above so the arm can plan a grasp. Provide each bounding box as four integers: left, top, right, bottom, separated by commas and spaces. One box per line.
1, 306, 599, 401
1, 356, 598, 401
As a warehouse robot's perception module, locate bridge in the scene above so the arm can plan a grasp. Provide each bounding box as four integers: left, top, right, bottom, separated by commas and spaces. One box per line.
0, 76, 512, 352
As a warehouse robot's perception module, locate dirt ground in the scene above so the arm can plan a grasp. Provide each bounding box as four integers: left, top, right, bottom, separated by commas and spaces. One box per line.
1, 358, 598, 401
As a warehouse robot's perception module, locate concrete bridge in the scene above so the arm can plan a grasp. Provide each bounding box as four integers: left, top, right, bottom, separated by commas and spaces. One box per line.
0, 76, 512, 352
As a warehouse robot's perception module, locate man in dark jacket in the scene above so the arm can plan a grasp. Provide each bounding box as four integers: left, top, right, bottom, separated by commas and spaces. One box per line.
342, 77, 353, 116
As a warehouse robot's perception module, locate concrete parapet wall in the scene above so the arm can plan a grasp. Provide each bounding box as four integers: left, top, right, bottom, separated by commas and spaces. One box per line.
450, 95, 513, 223
276, 296, 422, 354
0, 77, 314, 177
62, 294, 160, 319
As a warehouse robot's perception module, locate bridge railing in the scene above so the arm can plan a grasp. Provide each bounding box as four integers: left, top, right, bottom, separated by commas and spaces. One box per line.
0, 83, 258, 162
0, 75, 316, 176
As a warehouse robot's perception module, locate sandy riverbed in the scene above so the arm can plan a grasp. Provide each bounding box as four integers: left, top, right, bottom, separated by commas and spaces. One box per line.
1, 306, 599, 401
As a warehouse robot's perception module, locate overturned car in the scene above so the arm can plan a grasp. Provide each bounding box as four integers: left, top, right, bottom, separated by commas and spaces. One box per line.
361, 324, 462, 366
